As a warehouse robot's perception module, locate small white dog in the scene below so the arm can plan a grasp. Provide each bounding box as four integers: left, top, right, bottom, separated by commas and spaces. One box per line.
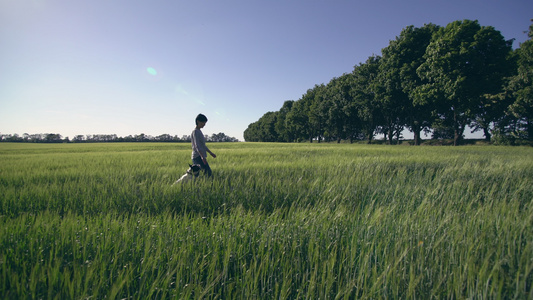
173, 164, 201, 185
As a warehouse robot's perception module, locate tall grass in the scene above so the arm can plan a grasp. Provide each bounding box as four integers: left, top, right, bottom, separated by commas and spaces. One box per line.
0, 142, 532, 298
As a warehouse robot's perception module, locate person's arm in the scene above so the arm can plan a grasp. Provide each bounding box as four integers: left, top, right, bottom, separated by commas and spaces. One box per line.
207, 149, 216, 158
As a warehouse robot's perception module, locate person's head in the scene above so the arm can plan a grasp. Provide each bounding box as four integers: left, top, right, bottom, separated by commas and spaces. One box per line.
195, 113, 208, 127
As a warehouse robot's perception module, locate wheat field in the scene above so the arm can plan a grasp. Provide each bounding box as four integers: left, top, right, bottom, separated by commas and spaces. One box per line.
1, 142, 532, 299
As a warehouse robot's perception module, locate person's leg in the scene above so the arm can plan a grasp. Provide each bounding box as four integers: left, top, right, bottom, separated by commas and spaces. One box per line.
192, 157, 203, 177
203, 161, 212, 177
192, 157, 212, 177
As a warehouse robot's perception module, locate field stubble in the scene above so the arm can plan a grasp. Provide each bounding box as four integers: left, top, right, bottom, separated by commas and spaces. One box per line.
0, 142, 532, 299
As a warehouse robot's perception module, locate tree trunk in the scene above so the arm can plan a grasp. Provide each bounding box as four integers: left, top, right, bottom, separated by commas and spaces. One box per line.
454, 121, 465, 146
412, 122, 422, 145
414, 130, 421, 146
453, 109, 460, 146
526, 119, 533, 141
395, 128, 402, 144
483, 126, 491, 142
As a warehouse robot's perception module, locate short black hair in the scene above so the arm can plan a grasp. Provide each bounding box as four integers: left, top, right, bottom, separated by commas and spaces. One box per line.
195, 113, 208, 125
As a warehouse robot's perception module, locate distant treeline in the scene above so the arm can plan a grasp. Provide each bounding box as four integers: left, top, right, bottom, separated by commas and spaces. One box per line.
0, 132, 239, 143
244, 20, 533, 145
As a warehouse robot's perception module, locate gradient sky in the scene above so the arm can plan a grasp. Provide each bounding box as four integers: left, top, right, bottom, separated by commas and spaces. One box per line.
1, 0, 531, 141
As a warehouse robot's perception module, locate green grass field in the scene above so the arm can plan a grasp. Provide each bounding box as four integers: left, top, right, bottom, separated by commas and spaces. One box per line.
1, 142, 532, 299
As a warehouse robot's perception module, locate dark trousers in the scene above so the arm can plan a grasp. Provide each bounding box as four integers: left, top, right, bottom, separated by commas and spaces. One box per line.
192, 156, 212, 177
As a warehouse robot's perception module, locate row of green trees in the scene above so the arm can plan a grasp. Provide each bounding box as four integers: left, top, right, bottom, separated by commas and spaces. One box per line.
0, 132, 239, 143
244, 20, 533, 145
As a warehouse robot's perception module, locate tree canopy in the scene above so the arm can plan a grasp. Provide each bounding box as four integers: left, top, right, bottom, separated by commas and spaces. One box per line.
245, 20, 532, 145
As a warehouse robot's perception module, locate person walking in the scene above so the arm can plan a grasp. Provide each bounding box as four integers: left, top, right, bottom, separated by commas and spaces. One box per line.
191, 113, 216, 177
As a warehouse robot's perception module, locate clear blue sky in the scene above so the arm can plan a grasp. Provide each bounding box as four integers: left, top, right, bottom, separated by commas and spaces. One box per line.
1, 0, 531, 141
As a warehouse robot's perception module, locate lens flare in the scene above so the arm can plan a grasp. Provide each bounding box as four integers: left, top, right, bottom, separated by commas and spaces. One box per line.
146, 67, 157, 76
